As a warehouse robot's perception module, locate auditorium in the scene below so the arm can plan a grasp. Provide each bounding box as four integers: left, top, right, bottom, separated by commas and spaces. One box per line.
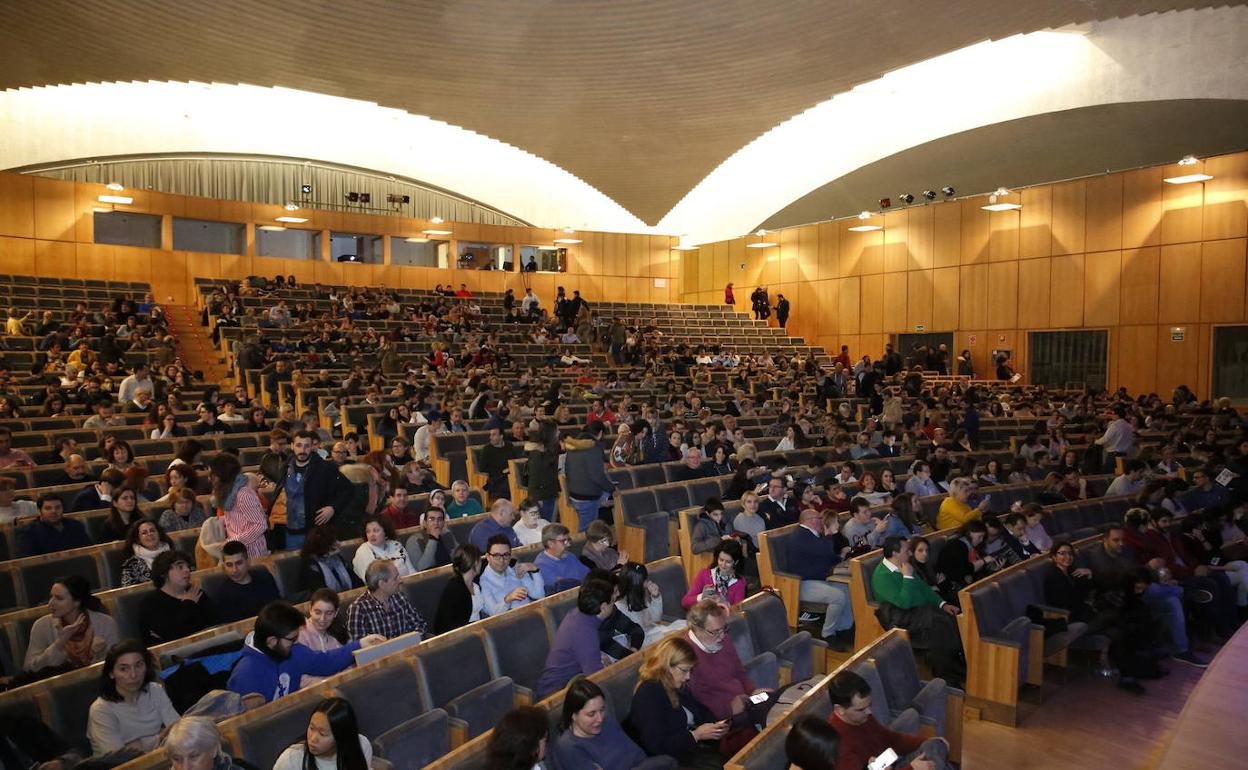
1, 2, 1246, 769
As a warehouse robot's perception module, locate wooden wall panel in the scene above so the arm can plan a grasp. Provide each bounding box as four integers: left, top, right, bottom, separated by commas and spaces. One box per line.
960, 199, 989, 265
1085, 174, 1123, 253
1122, 167, 1163, 249
838, 277, 861, 335
0, 236, 35, 274
1199, 238, 1246, 322
933, 203, 960, 268
932, 267, 959, 330
1019, 185, 1053, 258
817, 222, 839, 280
986, 261, 1018, 329
1017, 257, 1051, 329
907, 269, 933, 332
1203, 153, 1248, 241
860, 274, 884, 334
32, 177, 76, 242
1157, 243, 1202, 323
0, 174, 35, 239
1160, 163, 1204, 245
1116, 325, 1158, 395
1119, 247, 1160, 325
779, 228, 800, 285
34, 239, 76, 278
1049, 254, 1085, 328
883, 210, 908, 274
1083, 250, 1122, 327
1051, 181, 1086, 256
882, 272, 907, 333
1155, 324, 1202, 397
906, 205, 933, 271
988, 209, 1019, 262
959, 264, 988, 330
796, 225, 819, 283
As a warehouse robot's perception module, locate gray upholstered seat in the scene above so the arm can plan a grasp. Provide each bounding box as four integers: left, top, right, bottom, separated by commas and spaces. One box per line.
741, 591, 823, 681
849, 659, 921, 735
334, 659, 428, 736
727, 613, 779, 690
374, 709, 456, 770
870, 631, 953, 734
481, 607, 551, 692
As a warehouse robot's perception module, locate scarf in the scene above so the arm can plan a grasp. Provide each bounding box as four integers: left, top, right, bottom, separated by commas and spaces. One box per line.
318, 555, 354, 592
133, 542, 170, 567
62, 612, 96, 667
220, 473, 249, 511
711, 568, 737, 598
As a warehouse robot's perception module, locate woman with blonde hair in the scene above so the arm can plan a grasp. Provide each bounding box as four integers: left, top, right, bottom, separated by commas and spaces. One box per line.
626, 636, 728, 765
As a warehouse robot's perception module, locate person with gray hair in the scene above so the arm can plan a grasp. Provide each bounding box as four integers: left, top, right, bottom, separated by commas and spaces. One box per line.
163, 716, 246, 770
346, 560, 428, 640
534, 522, 589, 592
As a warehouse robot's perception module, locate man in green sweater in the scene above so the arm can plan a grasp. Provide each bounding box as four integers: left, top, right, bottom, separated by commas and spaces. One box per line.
871, 536, 965, 686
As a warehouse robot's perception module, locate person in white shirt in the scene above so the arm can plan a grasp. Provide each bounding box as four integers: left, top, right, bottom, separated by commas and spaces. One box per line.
117, 363, 154, 404
217, 400, 246, 424
0, 476, 36, 523
87, 640, 181, 755
1105, 459, 1147, 498
273, 697, 373, 770
411, 413, 445, 463
1094, 406, 1135, 471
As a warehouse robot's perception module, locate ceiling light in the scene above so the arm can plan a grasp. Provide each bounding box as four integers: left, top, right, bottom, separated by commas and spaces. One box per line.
258, 225, 287, 231
941, 186, 955, 197
745, 241, 777, 248
755, 229, 767, 237
91, 207, 111, 213
553, 238, 582, 244
1177, 155, 1199, 166
847, 224, 882, 232
275, 216, 308, 224
105, 182, 124, 191
562, 227, 576, 234
672, 244, 700, 251
405, 237, 430, 243
898, 193, 915, 205
922, 190, 937, 200
994, 187, 1010, 197
423, 229, 453, 236
1163, 173, 1213, 185
430, 216, 444, 224
97, 195, 133, 204
981, 201, 1023, 211
538, 245, 560, 251
857, 211, 872, 220
284, 203, 300, 211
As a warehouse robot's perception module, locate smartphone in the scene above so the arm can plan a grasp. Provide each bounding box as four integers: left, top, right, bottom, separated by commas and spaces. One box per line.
867, 748, 899, 770
748, 692, 769, 704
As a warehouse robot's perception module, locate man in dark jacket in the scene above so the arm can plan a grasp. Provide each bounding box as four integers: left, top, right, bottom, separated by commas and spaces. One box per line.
757, 477, 799, 529
563, 421, 616, 533
267, 430, 356, 550
790, 507, 855, 647
17, 495, 92, 557
478, 426, 523, 501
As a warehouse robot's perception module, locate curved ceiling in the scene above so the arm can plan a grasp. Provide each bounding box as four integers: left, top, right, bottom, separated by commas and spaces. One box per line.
1, 1, 1246, 238
758, 99, 1248, 232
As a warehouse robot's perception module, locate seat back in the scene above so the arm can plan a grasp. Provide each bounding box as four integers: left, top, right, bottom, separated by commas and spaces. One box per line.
415, 632, 493, 708
21, 553, 102, 607
481, 607, 552, 692
374, 708, 451, 770
334, 658, 427, 736
645, 557, 689, 622
229, 690, 323, 770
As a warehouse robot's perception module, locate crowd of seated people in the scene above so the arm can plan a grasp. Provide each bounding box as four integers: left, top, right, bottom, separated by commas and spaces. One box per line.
2, 276, 1247, 768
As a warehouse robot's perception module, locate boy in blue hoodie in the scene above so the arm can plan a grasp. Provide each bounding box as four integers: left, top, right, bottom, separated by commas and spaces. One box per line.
228, 602, 381, 703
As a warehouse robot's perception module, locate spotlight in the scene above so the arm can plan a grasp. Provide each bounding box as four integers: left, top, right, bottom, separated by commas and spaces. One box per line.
878, 197, 891, 209
941, 186, 955, 197
898, 193, 915, 205
346, 192, 360, 202
284, 203, 299, 211
755, 229, 767, 236
300, 184, 313, 195
359, 193, 370, 204
1177, 155, 1199, 166
430, 216, 444, 224
402, 195, 411, 204
922, 190, 937, 200
106, 182, 124, 191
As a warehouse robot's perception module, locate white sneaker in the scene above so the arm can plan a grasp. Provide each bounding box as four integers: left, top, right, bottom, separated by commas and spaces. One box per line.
798, 612, 820, 623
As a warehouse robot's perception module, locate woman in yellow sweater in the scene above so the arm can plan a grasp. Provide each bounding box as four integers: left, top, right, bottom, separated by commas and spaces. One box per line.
936, 477, 990, 531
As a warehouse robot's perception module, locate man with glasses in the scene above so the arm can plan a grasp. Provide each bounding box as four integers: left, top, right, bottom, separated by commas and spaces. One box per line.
791, 507, 856, 650
329, 441, 351, 466
229, 601, 382, 704
685, 599, 769, 720
469, 498, 521, 551
346, 560, 428, 641
534, 523, 589, 592
480, 534, 546, 616
406, 507, 458, 571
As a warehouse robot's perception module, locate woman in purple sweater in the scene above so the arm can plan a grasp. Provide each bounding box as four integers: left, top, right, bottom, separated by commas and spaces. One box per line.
552, 677, 677, 770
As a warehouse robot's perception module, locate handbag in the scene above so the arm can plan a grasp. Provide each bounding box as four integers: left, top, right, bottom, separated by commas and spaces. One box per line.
196, 514, 228, 567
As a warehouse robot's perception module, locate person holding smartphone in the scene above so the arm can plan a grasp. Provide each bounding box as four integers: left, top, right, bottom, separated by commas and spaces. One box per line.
826, 670, 949, 770
627, 636, 733, 764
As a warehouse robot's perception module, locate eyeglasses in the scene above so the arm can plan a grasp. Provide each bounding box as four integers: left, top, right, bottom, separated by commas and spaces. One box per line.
554, 537, 572, 544
673, 664, 694, 675
697, 624, 727, 639
488, 551, 512, 559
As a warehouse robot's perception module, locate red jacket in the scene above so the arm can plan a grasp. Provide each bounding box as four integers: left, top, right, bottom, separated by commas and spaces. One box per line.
1123, 526, 1194, 578
829, 713, 926, 770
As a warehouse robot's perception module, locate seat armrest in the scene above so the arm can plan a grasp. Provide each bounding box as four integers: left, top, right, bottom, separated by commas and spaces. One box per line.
513, 686, 533, 706
447, 718, 469, 748
1030, 603, 1071, 619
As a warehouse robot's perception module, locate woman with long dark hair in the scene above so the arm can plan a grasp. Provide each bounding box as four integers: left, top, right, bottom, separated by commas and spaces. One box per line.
272, 697, 372, 770
553, 677, 659, 770
526, 422, 562, 520
486, 706, 550, 770
101, 484, 142, 542
119, 518, 174, 586
299, 525, 362, 594
88, 640, 180, 755
24, 574, 119, 675
209, 453, 269, 558
434, 544, 484, 634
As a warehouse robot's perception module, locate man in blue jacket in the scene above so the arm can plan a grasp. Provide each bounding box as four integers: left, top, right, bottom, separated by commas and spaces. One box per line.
228, 602, 382, 704
790, 508, 855, 649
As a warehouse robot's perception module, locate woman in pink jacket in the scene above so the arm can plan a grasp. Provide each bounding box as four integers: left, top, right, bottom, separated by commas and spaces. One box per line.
209, 453, 269, 558
682, 539, 747, 608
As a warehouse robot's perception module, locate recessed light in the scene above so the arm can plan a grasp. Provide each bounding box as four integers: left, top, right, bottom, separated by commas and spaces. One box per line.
745, 241, 777, 248
981, 202, 1023, 211
672, 244, 699, 251
275, 216, 308, 223
553, 238, 582, 244
258, 225, 287, 231
284, 203, 300, 211
405, 237, 430, 243
857, 211, 872, 220
847, 224, 882, 232
562, 227, 576, 234
97, 195, 133, 205
423, 229, 453, 235
1163, 173, 1213, 185
430, 216, 444, 224
106, 182, 124, 191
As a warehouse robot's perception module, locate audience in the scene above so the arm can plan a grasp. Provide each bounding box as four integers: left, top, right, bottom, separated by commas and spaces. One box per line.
534, 522, 590, 592
536, 578, 617, 698
208, 454, 269, 559
346, 560, 428, 640
682, 539, 747, 609
162, 716, 247, 770
352, 515, 414, 580
433, 544, 485, 634
486, 706, 549, 770
272, 697, 374, 770
871, 536, 964, 685
626, 636, 728, 765
118, 519, 174, 587
826, 670, 949, 770
513, 497, 552, 547
17, 494, 92, 557
406, 507, 458, 571
581, 520, 627, 572
24, 574, 118, 676
212, 540, 282, 622
87, 640, 180, 756
789, 507, 855, 649
784, 715, 842, 770
138, 550, 218, 646
469, 498, 522, 552
684, 599, 766, 723
157, 487, 209, 532
552, 677, 674, 770
446, 480, 485, 518
299, 524, 362, 594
